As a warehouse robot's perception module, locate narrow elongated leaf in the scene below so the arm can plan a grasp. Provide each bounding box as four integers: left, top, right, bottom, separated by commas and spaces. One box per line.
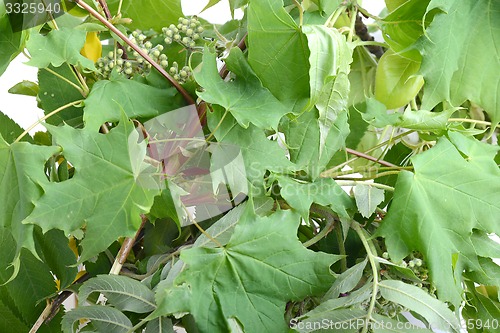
26, 28, 95, 69
8, 80, 39, 96
195, 47, 289, 130
24, 118, 160, 262
83, 78, 178, 131
79, 275, 156, 313
377, 132, 500, 305
62, 305, 133, 333
379, 280, 460, 332
323, 259, 368, 300
247, 0, 310, 111
419, 0, 500, 125
154, 208, 339, 333
303, 25, 352, 156
301, 282, 372, 323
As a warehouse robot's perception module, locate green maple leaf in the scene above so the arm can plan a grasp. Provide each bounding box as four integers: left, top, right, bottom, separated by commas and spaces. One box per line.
154, 207, 339, 333
376, 132, 500, 305
195, 47, 289, 130
26, 28, 95, 70
418, 0, 500, 124
0, 135, 59, 262
24, 118, 160, 262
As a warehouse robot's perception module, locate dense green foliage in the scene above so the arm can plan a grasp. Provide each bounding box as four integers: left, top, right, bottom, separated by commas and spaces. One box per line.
0, 0, 499, 332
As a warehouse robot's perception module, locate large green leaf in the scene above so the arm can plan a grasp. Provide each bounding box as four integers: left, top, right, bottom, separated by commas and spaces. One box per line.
0, 135, 59, 259
195, 47, 289, 130
26, 28, 95, 69
418, 0, 500, 124
154, 208, 339, 333
24, 118, 160, 262
247, 0, 310, 111
83, 77, 178, 131
376, 132, 500, 305
0, 10, 26, 76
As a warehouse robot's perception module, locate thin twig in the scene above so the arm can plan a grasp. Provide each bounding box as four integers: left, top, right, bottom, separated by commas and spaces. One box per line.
109, 215, 149, 275
73, 0, 195, 106
345, 148, 396, 167
15, 100, 84, 143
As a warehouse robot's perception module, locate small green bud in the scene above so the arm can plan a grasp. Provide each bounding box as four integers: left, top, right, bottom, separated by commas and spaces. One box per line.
192, 33, 200, 40
415, 258, 423, 267
169, 67, 177, 75
157, 45, 164, 51
186, 29, 194, 36
165, 37, 173, 44
117, 48, 124, 55
107, 51, 114, 59
152, 50, 161, 57
124, 68, 133, 75
182, 18, 189, 25
182, 37, 190, 44
382, 252, 389, 259
174, 74, 181, 81
145, 41, 153, 49
173, 34, 181, 41
160, 60, 168, 67
179, 70, 188, 78
196, 26, 204, 33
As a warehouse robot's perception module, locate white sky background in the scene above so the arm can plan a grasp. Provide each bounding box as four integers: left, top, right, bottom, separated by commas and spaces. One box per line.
0, 0, 386, 133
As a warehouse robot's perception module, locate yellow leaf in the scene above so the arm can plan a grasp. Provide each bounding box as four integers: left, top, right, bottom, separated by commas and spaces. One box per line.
80, 32, 102, 63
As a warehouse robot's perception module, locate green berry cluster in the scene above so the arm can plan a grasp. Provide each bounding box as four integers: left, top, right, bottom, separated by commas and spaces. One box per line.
168, 61, 192, 84
96, 31, 169, 79
162, 16, 204, 49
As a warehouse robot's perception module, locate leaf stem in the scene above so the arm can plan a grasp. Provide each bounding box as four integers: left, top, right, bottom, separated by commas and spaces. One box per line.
73, 0, 195, 106
293, 0, 304, 27
43, 67, 85, 95
448, 118, 500, 129
345, 148, 396, 167
14, 100, 84, 143
325, 5, 346, 27
347, 7, 358, 43
335, 180, 395, 192
109, 215, 148, 275
352, 222, 379, 332
321, 130, 415, 176
335, 226, 347, 272
303, 214, 336, 248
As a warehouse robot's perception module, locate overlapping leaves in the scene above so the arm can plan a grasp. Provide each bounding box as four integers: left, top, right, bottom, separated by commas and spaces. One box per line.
24, 118, 161, 262
154, 207, 339, 333
377, 132, 500, 305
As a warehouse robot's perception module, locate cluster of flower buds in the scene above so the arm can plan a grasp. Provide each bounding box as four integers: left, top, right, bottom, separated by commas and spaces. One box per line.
162, 16, 204, 49
168, 61, 192, 84
96, 31, 169, 79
